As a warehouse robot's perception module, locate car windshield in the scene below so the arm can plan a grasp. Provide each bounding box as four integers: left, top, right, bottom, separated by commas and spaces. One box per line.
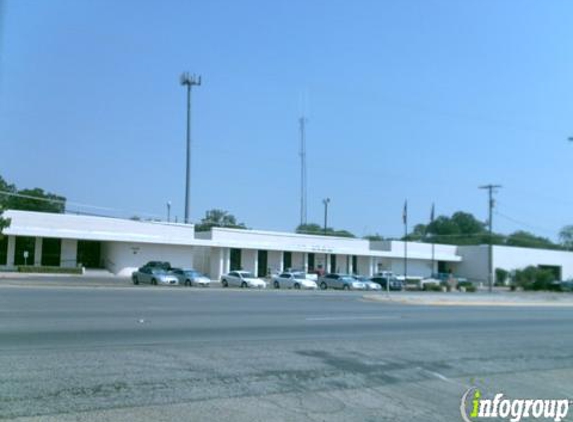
293, 273, 306, 279
184, 270, 202, 277
151, 269, 167, 275
239, 272, 255, 278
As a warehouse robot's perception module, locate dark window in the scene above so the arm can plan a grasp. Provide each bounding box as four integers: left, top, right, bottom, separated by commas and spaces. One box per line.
330, 255, 337, 273
0, 237, 7, 266
230, 249, 242, 271
41, 238, 61, 267
308, 253, 315, 271
352, 255, 358, 274
14, 236, 35, 266
257, 250, 268, 278
279, 273, 289, 278
77, 240, 102, 268
283, 251, 292, 270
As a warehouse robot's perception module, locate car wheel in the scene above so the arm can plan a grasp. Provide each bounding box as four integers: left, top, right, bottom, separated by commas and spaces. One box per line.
241, 281, 248, 288
274, 281, 279, 289
185, 280, 191, 287
222, 279, 228, 288
294, 283, 301, 290
343, 284, 350, 291
320, 282, 327, 290
133, 276, 139, 285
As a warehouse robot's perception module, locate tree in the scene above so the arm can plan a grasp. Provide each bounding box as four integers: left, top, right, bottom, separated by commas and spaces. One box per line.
0, 206, 10, 239
0, 175, 66, 213
559, 225, 573, 250
363, 233, 385, 241
295, 223, 355, 238
505, 231, 558, 250
195, 209, 246, 232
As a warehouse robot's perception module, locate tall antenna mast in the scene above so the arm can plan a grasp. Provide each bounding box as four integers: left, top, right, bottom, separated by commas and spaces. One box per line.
299, 116, 308, 226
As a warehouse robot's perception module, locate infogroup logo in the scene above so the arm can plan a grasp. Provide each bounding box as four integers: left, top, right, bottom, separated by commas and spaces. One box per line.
460, 388, 570, 422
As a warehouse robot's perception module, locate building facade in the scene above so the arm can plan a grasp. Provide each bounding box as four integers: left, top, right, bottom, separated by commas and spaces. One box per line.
1, 210, 573, 283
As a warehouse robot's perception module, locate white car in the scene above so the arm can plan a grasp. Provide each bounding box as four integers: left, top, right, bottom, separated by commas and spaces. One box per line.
273, 272, 318, 290
353, 275, 381, 291
170, 268, 211, 287
221, 271, 267, 289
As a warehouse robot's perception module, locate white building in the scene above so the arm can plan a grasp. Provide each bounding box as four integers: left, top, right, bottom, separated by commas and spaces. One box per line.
1, 210, 461, 279
2, 210, 573, 282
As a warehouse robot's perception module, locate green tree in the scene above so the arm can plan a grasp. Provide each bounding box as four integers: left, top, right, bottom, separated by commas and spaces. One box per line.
295, 223, 355, 238
195, 209, 246, 231
559, 225, 573, 250
505, 231, 558, 250
363, 233, 385, 241
0, 206, 10, 239
0, 175, 66, 213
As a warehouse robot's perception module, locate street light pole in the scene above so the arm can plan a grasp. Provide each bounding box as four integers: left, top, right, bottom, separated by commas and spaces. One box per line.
180, 72, 201, 225
323, 198, 330, 273
479, 184, 502, 293
323, 198, 330, 235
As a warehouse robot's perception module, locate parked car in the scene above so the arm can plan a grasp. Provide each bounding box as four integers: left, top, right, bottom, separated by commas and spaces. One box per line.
132, 267, 179, 286
319, 273, 366, 290
353, 275, 382, 291
220, 271, 267, 288
170, 268, 210, 287
142, 261, 172, 271
273, 272, 318, 289
370, 275, 403, 291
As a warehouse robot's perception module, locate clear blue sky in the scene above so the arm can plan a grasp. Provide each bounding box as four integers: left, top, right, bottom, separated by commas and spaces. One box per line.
2, 0, 573, 240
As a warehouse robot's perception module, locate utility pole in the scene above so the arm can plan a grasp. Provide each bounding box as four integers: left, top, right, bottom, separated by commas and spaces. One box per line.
323, 198, 330, 235
479, 184, 502, 293
299, 117, 308, 227
323, 197, 330, 273
180, 72, 201, 224
167, 201, 171, 223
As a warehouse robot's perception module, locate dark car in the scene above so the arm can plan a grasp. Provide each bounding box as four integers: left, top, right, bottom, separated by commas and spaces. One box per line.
142, 261, 172, 271
370, 275, 403, 291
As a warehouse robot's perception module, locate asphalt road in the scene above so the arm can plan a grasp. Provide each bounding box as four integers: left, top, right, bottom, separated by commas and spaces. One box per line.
2, 286, 573, 421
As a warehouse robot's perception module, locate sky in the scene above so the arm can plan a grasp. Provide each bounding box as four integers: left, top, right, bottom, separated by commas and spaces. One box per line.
1, 0, 573, 240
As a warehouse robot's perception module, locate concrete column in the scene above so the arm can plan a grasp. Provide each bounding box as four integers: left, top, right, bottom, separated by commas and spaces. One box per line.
6, 236, 15, 267
242, 249, 257, 274
34, 238, 43, 266
222, 248, 230, 274
210, 248, 224, 280
348, 255, 353, 275
60, 239, 78, 268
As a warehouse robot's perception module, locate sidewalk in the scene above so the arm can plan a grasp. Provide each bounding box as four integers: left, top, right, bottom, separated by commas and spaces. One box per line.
0, 272, 132, 287
364, 290, 573, 307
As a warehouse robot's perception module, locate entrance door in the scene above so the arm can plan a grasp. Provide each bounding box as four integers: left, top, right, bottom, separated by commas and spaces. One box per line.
257, 250, 268, 277
77, 240, 102, 268
230, 248, 242, 271
14, 236, 35, 266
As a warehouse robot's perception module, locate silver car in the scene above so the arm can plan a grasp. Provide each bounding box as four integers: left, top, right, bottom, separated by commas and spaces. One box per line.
272, 272, 318, 289
170, 268, 211, 287
318, 273, 366, 290
132, 267, 179, 286
221, 271, 267, 288
353, 275, 381, 291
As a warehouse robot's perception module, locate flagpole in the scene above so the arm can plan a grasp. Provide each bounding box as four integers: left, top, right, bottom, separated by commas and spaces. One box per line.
430, 203, 435, 277
403, 200, 408, 284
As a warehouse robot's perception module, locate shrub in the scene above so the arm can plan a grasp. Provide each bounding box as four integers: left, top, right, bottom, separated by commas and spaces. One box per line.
17, 266, 83, 275
465, 285, 477, 293
513, 266, 555, 291
495, 268, 509, 286
423, 284, 442, 292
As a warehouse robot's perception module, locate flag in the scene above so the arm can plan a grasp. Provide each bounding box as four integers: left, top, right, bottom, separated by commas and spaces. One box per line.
430, 203, 435, 223
402, 200, 408, 225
